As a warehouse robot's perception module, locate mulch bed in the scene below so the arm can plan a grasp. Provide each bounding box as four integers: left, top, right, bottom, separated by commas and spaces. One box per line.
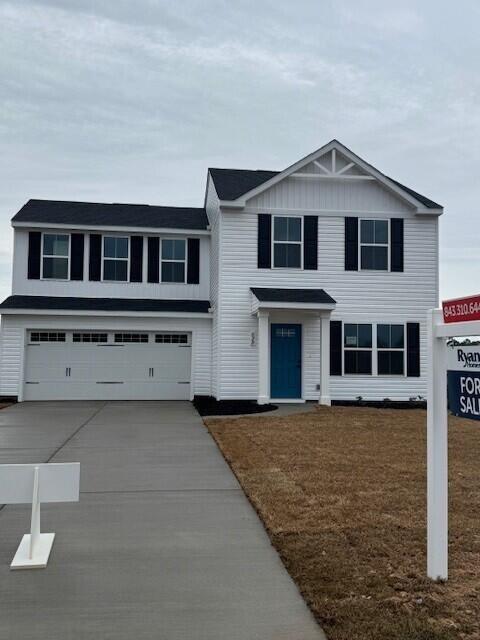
193, 396, 277, 416
205, 406, 480, 640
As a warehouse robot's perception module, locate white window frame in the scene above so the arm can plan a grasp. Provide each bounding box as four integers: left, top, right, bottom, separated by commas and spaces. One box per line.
102, 235, 130, 283
272, 215, 304, 270
359, 218, 390, 272
343, 323, 373, 376
376, 323, 406, 377
341, 322, 407, 377
41, 232, 70, 281
160, 237, 188, 284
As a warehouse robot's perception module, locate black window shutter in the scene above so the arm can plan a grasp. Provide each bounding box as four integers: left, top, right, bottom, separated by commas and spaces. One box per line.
345, 218, 358, 271
147, 237, 159, 283
391, 218, 404, 272
258, 214, 272, 268
330, 320, 342, 376
70, 234, 84, 280
303, 216, 318, 270
130, 236, 143, 283
407, 322, 420, 377
89, 234, 102, 281
187, 238, 200, 284
27, 231, 41, 279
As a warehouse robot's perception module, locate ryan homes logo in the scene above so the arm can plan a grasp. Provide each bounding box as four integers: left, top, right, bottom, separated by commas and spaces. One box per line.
456, 348, 480, 369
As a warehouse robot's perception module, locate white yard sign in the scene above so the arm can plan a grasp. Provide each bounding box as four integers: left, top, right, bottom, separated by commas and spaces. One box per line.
427, 297, 480, 580
0, 462, 80, 569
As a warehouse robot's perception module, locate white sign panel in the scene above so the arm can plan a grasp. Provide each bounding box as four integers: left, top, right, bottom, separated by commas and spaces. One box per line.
447, 345, 480, 371
0, 463, 80, 504
0, 462, 80, 570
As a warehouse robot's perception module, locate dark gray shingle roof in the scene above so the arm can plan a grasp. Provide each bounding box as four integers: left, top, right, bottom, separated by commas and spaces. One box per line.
0, 296, 211, 314
386, 178, 442, 209
12, 200, 209, 230
251, 288, 336, 305
208, 168, 278, 201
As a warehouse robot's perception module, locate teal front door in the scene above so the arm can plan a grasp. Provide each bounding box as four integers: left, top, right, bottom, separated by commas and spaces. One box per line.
270, 324, 302, 399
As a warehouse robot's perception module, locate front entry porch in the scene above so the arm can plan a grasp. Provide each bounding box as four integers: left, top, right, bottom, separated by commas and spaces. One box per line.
250, 288, 336, 406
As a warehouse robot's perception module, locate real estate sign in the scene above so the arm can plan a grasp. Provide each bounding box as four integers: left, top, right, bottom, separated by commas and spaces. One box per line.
447, 346, 480, 420
443, 295, 480, 324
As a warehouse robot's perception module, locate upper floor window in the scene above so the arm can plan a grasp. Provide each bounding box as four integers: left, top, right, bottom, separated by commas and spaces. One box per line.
344, 323, 372, 375
360, 219, 389, 270
42, 234, 69, 279
377, 324, 405, 375
161, 238, 186, 283
103, 236, 129, 282
273, 216, 302, 269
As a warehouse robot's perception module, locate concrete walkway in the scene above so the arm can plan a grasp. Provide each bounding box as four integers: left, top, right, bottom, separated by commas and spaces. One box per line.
0, 401, 324, 640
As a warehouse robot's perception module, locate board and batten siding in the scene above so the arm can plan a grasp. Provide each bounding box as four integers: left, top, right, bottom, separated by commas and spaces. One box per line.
216, 202, 438, 401
0, 315, 212, 398
249, 174, 411, 213
12, 230, 210, 300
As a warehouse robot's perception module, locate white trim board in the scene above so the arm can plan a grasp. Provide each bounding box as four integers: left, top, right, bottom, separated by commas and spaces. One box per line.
12, 222, 211, 236
0, 309, 213, 319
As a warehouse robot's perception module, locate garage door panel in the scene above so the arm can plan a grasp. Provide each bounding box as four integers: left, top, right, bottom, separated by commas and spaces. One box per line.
24, 332, 192, 401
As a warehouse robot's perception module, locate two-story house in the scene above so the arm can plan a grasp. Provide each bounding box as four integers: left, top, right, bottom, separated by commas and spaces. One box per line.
0, 140, 443, 404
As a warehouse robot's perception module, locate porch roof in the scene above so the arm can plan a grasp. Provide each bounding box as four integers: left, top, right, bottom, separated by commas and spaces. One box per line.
250, 288, 336, 312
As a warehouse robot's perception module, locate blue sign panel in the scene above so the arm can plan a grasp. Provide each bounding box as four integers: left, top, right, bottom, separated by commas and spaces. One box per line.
447, 346, 480, 420
448, 371, 480, 420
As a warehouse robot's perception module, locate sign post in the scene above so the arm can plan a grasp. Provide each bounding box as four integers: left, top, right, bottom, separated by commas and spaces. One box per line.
427, 296, 480, 581
0, 462, 80, 570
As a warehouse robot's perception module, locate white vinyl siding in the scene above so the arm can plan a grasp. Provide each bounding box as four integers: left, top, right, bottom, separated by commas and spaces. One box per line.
215, 204, 437, 401
12, 229, 210, 300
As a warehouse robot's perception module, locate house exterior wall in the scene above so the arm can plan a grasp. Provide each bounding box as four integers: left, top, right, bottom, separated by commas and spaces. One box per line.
11, 229, 210, 300
0, 314, 212, 398
214, 177, 438, 401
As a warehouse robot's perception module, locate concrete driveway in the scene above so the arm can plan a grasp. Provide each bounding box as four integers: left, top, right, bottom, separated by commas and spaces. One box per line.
0, 401, 324, 640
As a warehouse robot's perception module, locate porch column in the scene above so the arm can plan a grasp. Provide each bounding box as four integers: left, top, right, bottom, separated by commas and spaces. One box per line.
257, 310, 270, 404
319, 314, 331, 406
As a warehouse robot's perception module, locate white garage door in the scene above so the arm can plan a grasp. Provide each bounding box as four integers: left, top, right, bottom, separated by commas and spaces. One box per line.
24, 331, 192, 401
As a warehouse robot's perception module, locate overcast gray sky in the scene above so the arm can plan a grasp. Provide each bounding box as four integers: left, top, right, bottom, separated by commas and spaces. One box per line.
1, 0, 479, 301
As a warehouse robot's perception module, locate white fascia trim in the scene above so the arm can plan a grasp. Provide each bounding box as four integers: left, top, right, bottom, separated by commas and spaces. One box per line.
0, 309, 213, 319
12, 222, 211, 235
221, 140, 443, 215
253, 301, 336, 313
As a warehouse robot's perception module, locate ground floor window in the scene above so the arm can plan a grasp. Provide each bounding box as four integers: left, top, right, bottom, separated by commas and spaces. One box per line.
377, 324, 405, 375
343, 324, 372, 374
341, 322, 407, 376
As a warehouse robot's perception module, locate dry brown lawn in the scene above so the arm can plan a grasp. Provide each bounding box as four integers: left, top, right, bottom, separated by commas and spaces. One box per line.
205, 407, 480, 640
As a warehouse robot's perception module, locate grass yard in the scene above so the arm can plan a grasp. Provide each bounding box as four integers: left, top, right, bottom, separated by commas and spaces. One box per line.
205, 407, 480, 640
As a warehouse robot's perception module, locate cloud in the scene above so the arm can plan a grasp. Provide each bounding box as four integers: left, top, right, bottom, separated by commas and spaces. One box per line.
0, 0, 478, 303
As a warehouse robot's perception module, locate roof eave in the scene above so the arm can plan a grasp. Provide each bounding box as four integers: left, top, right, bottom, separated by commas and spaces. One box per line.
11, 221, 211, 234
0, 308, 213, 318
